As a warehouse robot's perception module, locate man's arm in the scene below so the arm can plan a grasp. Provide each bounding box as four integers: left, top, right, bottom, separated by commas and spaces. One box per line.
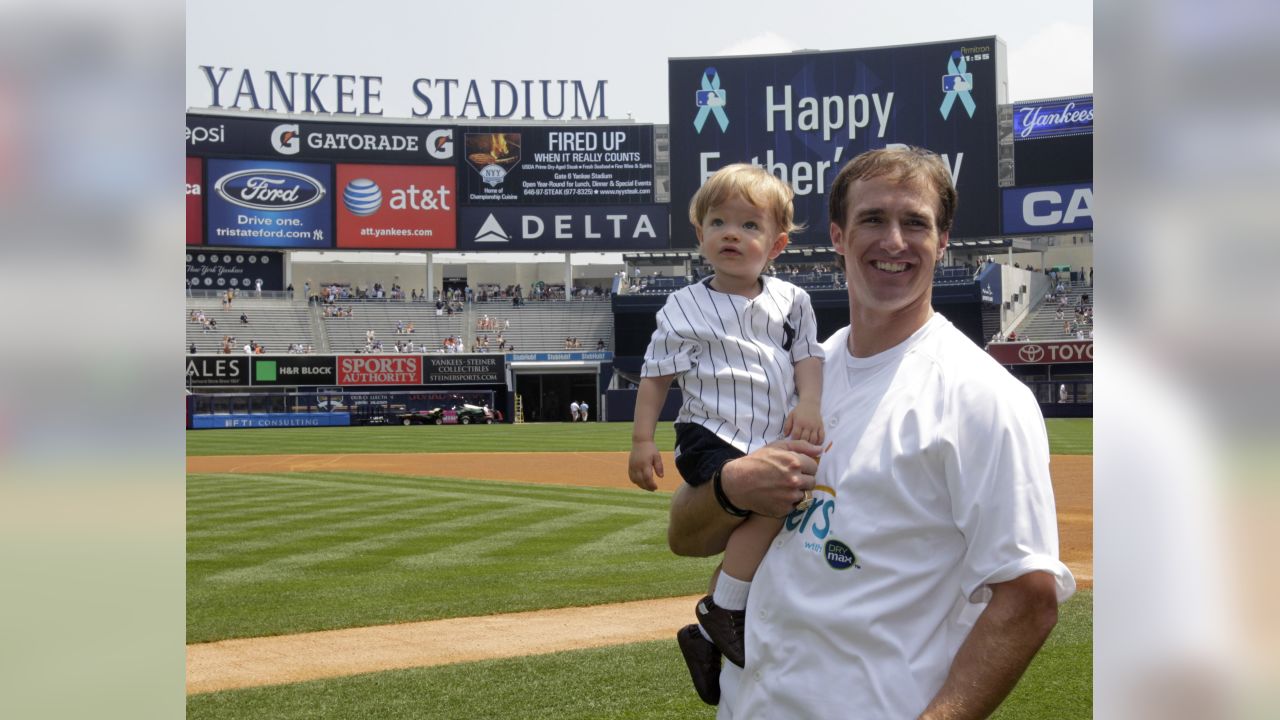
917, 571, 1061, 720
667, 441, 821, 557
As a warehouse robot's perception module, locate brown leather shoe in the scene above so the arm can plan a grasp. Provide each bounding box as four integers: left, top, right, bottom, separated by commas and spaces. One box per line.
695, 595, 746, 667
677, 623, 721, 705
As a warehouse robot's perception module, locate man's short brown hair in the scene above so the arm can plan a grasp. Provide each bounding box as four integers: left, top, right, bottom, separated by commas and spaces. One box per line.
826, 146, 957, 270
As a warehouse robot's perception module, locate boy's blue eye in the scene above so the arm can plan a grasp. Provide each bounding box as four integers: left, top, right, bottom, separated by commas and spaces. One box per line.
744, 221, 758, 229
709, 218, 723, 226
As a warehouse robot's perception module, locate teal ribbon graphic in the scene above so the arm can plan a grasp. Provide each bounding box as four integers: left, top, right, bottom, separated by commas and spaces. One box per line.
940, 52, 976, 119
693, 67, 729, 133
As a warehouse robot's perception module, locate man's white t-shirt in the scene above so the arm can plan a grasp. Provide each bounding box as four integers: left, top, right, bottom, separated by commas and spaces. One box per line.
718, 313, 1075, 719
640, 276, 822, 454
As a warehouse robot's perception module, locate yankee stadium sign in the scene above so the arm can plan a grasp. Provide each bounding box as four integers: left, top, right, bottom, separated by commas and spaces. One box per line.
196, 66, 609, 120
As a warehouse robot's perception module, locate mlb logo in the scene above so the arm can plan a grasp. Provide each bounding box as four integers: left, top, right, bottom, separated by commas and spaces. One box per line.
942, 74, 972, 92
695, 89, 726, 107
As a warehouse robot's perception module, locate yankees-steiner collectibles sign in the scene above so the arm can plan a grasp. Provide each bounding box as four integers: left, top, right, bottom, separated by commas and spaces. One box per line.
987, 340, 1093, 365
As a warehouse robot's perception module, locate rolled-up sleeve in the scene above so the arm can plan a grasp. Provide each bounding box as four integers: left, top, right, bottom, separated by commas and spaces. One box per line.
641, 297, 699, 377
947, 380, 1076, 605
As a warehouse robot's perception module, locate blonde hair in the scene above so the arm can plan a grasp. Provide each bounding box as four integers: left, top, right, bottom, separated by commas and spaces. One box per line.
688, 163, 803, 237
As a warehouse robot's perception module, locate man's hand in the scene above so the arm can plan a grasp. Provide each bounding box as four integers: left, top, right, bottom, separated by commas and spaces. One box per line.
628, 440, 664, 491
783, 400, 825, 445
721, 439, 822, 517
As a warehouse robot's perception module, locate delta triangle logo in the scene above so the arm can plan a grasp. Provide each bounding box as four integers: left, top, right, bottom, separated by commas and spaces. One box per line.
474, 214, 511, 243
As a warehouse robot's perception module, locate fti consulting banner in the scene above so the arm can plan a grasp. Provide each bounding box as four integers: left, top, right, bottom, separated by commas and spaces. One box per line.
336, 164, 457, 249
1002, 183, 1093, 234
668, 37, 1003, 246
206, 158, 333, 249
187, 157, 204, 245
459, 125, 654, 205
457, 205, 668, 251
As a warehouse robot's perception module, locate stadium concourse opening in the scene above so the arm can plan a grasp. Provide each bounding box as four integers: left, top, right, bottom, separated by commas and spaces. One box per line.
514, 372, 599, 422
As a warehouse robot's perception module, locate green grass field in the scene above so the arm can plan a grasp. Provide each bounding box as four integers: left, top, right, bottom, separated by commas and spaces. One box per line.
187, 419, 1091, 717
188, 472, 717, 643
187, 418, 1091, 456
187, 593, 1092, 720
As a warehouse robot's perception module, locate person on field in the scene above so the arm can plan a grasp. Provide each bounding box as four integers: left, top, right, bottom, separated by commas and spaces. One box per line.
628, 164, 824, 704
667, 147, 1074, 718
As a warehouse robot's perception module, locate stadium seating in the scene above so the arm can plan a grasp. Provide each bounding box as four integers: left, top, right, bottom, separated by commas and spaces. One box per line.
1005, 281, 1093, 341
186, 297, 316, 354
321, 300, 465, 353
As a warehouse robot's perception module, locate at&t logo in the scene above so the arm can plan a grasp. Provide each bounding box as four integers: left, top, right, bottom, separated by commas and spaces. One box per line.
343, 179, 382, 216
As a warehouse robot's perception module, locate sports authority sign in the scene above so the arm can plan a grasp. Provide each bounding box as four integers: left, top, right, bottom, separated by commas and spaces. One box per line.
337, 355, 423, 385
987, 340, 1093, 365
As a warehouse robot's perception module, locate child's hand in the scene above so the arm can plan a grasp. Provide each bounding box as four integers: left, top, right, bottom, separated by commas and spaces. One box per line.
783, 401, 825, 445
628, 440, 664, 491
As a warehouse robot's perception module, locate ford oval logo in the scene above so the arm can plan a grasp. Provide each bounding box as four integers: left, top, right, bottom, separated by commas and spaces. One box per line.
214, 169, 326, 211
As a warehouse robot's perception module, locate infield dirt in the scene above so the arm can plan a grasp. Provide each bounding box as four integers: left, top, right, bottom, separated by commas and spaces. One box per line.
187, 451, 1092, 694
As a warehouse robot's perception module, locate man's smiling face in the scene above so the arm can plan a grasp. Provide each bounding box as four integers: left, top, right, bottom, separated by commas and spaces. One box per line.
830, 174, 948, 324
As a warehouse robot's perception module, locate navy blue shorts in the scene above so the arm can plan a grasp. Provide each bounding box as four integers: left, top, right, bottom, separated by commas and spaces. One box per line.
673, 422, 745, 487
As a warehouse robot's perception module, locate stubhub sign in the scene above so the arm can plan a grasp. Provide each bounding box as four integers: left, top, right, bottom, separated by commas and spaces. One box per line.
1002, 183, 1092, 234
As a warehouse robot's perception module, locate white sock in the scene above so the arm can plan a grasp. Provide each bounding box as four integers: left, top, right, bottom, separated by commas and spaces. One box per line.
712, 572, 751, 611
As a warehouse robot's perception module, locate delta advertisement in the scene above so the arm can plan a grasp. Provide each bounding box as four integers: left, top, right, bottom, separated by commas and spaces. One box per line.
457, 125, 655, 205
668, 37, 1003, 246
206, 158, 333, 249
456, 204, 669, 251
185, 114, 456, 165
335, 164, 457, 249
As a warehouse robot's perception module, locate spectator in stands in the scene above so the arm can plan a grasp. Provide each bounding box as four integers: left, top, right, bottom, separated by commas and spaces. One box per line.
565, 336, 573, 349
406, 322, 415, 334
189, 342, 197, 355
596, 338, 606, 351
396, 320, 405, 334
208, 318, 217, 331
254, 278, 263, 297
366, 329, 376, 343
240, 312, 249, 325
496, 333, 506, 350
244, 341, 253, 354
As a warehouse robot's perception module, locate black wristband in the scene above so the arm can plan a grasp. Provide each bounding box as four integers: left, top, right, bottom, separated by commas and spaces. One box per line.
712, 462, 750, 518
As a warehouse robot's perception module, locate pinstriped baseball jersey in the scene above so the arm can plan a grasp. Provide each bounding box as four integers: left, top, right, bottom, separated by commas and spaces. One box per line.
641, 275, 823, 454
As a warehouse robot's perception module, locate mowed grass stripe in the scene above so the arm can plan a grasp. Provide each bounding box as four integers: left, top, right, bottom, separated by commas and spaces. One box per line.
188, 497, 475, 557
189, 473, 714, 642
187, 592, 1090, 720
1045, 418, 1092, 455
187, 423, 679, 456
189, 420, 1091, 457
